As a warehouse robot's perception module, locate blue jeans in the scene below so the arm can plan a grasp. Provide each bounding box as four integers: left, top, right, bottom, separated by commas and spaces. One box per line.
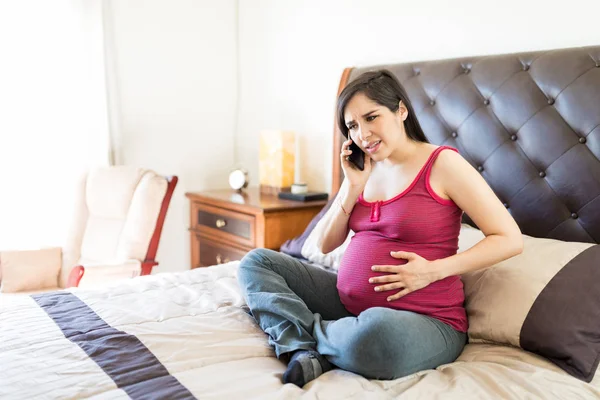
237, 248, 467, 380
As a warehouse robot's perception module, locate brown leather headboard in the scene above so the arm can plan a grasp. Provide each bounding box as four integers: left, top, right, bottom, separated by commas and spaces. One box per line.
332, 46, 600, 244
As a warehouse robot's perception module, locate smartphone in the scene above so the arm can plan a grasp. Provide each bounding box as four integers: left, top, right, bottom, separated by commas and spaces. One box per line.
347, 140, 365, 171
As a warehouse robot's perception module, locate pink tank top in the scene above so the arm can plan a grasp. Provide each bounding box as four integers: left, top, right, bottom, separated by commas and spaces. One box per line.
337, 146, 468, 332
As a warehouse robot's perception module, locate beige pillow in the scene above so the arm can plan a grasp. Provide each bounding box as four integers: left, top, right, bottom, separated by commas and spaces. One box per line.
458, 223, 600, 382
0, 247, 62, 293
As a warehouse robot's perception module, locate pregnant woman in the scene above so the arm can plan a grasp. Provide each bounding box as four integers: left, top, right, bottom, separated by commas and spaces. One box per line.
237, 69, 523, 387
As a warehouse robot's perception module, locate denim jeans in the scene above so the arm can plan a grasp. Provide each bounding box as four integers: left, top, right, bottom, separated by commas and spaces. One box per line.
237, 248, 467, 380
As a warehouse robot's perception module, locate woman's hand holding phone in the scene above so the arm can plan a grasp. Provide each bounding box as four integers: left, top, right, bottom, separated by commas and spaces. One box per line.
340, 139, 372, 190
318, 138, 370, 252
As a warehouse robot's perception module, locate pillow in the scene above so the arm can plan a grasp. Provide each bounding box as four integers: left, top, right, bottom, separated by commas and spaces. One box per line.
280, 199, 334, 260
280, 197, 354, 269
300, 204, 354, 270
458, 223, 600, 382
0, 247, 62, 293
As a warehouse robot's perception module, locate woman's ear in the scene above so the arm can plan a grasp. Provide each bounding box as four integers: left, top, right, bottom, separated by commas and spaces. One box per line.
398, 101, 409, 121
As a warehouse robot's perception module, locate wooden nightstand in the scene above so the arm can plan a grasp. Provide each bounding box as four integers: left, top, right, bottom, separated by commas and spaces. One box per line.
185, 187, 328, 268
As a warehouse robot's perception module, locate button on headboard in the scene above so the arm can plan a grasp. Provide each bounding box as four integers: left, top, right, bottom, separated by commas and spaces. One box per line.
332, 46, 600, 243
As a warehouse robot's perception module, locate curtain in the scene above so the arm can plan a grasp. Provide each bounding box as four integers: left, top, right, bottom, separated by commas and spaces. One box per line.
0, 1, 110, 249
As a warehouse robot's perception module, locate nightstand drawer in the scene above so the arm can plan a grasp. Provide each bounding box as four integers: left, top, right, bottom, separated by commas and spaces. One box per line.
191, 202, 255, 248
197, 236, 247, 267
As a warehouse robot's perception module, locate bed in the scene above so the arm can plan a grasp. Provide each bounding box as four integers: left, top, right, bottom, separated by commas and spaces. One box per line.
2, 45, 600, 399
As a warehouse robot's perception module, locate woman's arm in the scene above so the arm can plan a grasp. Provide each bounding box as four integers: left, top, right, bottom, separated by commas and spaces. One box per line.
318, 137, 372, 254
428, 150, 524, 281
318, 179, 361, 254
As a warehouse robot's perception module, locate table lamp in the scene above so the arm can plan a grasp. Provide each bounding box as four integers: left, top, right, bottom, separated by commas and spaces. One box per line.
259, 130, 295, 195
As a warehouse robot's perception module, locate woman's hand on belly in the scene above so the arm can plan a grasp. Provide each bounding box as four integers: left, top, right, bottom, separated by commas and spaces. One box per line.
369, 251, 437, 301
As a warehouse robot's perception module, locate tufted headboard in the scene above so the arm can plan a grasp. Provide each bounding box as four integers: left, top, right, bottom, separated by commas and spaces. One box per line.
332, 45, 600, 244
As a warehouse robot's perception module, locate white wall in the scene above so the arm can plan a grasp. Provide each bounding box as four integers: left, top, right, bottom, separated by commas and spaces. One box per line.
104, 0, 238, 273
236, 0, 600, 194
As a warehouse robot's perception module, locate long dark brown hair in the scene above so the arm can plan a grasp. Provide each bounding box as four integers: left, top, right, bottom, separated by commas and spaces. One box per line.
337, 69, 429, 143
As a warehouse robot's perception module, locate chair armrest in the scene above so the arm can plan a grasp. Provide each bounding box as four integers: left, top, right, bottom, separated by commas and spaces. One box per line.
75, 260, 142, 289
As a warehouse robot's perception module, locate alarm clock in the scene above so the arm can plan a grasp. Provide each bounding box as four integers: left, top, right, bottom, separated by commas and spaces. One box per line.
228, 168, 249, 192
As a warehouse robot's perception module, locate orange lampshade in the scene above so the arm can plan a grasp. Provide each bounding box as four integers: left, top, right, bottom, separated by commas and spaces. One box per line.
259, 130, 295, 191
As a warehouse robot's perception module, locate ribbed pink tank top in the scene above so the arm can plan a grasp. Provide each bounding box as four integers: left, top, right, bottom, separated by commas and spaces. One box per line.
337, 146, 468, 332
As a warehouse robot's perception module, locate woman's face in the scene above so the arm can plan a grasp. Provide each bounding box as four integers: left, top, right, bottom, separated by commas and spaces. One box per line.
343, 92, 408, 162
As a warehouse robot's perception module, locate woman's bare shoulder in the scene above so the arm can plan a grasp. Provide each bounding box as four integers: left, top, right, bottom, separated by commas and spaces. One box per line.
434, 146, 467, 169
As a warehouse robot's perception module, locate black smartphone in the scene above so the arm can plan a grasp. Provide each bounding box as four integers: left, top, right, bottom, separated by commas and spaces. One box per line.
347, 140, 365, 171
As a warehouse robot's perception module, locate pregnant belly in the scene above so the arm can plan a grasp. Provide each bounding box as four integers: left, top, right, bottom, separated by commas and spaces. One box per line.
336, 235, 448, 314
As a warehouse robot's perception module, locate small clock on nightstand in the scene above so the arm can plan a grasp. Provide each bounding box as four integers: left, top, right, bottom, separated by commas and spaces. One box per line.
228, 168, 249, 192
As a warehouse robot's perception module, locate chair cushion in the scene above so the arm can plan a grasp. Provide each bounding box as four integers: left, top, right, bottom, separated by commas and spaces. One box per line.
79, 167, 146, 263
0, 248, 62, 293
78, 167, 168, 265
116, 172, 168, 260
77, 260, 141, 289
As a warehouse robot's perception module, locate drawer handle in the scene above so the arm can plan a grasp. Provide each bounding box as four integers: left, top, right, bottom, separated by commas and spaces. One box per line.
216, 254, 230, 264
215, 218, 227, 228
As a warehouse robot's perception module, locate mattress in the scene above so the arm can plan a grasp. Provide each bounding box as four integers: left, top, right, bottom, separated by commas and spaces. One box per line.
1, 262, 599, 399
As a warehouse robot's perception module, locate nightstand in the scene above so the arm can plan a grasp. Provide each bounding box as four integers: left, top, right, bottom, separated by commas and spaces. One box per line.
185, 187, 328, 268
